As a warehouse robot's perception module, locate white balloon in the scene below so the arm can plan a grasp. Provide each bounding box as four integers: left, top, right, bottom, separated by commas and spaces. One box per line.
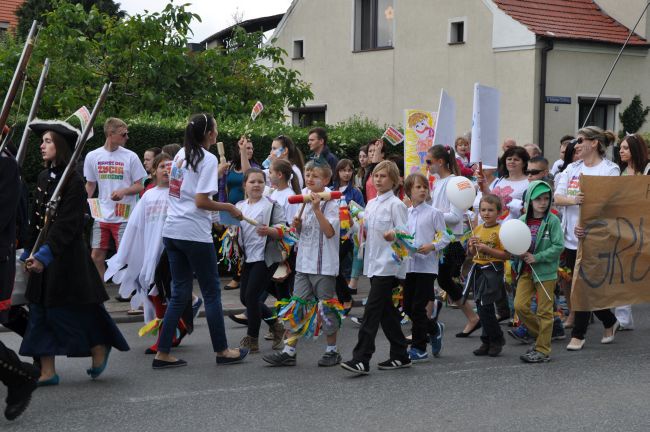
445, 176, 477, 210
499, 219, 532, 255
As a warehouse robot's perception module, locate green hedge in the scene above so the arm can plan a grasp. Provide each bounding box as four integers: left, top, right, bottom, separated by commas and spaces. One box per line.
13, 115, 396, 190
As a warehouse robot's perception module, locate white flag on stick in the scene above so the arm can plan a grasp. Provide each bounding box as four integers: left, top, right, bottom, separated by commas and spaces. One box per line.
67, 106, 94, 140
433, 89, 456, 147
470, 83, 500, 169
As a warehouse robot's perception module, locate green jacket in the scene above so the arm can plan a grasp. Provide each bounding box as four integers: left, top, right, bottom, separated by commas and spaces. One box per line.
515, 180, 564, 281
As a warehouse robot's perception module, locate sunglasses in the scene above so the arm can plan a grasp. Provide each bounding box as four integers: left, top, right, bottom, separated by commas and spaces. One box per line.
525, 169, 543, 176
571, 137, 586, 145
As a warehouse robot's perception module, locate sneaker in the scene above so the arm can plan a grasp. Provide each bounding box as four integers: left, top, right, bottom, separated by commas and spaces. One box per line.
473, 343, 490, 356
341, 359, 369, 375
239, 335, 259, 353
377, 358, 411, 370
192, 297, 203, 319
520, 350, 551, 363
262, 351, 296, 366
552, 323, 567, 341
430, 322, 445, 357
263, 331, 274, 341
350, 316, 363, 326
408, 347, 429, 362
508, 326, 532, 345
318, 351, 342, 367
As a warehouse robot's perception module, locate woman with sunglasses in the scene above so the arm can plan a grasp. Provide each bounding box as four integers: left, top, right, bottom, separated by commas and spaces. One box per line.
555, 127, 620, 351
263, 135, 305, 189
613, 133, 650, 330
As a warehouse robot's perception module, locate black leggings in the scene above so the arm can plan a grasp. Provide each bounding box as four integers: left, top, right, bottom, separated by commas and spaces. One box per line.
335, 239, 354, 303
572, 310, 617, 340
437, 242, 465, 302
240, 261, 277, 339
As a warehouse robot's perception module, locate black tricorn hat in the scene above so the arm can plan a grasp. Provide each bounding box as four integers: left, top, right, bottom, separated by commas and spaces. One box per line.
28, 119, 80, 150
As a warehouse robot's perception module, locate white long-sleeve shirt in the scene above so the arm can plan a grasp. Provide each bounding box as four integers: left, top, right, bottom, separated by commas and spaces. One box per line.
406, 203, 450, 274
430, 175, 465, 235
363, 190, 408, 279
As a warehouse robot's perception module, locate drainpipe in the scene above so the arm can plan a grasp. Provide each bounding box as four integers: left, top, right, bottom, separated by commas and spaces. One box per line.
538, 38, 554, 153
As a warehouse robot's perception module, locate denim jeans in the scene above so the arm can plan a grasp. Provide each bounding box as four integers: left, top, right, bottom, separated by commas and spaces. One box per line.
158, 238, 228, 354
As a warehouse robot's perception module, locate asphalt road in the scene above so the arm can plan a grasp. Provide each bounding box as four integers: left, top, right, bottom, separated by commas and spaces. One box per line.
2, 303, 650, 432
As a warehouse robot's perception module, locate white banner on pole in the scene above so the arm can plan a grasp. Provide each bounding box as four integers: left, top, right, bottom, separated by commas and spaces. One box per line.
470, 83, 500, 169
433, 89, 456, 147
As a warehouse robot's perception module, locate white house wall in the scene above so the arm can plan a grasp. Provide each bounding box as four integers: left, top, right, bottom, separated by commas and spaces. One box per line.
274, 0, 539, 151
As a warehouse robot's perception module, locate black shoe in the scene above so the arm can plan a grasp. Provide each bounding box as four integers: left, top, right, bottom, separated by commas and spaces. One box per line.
262, 351, 296, 366
228, 314, 248, 326
473, 343, 490, 356
318, 351, 342, 367
348, 287, 358, 295
488, 339, 505, 357
152, 358, 187, 369
145, 347, 157, 355
4, 364, 39, 421
115, 292, 134, 302
223, 281, 240, 291
377, 358, 411, 370
340, 359, 369, 375
456, 321, 482, 338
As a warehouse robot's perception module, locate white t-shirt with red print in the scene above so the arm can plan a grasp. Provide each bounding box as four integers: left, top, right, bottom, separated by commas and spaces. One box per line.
490, 177, 529, 221
163, 148, 219, 243
84, 146, 148, 223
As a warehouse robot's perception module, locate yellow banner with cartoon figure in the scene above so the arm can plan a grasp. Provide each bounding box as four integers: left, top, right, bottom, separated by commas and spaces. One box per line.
404, 109, 437, 177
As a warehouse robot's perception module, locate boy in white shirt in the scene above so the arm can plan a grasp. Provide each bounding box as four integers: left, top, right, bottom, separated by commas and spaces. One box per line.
263, 161, 341, 367
341, 160, 410, 375
84, 118, 147, 280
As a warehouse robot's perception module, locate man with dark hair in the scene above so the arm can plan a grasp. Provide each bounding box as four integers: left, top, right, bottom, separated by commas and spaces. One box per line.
550, 135, 574, 176
0, 148, 39, 421
308, 127, 338, 174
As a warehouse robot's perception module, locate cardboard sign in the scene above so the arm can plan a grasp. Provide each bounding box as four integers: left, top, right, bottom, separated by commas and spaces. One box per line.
572, 175, 650, 311
87, 198, 103, 219
433, 89, 456, 147
470, 83, 500, 169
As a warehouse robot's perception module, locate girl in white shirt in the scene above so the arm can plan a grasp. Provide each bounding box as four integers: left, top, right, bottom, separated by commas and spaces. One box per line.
237, 168, 287, 354
341, 160, 410, 375
403, 173, 450, 362
153, 113, 247, 369
555, 127, 620, 351
427, 145, 481, 337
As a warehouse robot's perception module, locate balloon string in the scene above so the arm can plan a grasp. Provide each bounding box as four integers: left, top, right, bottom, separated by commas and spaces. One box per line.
465, 213, 479, 260
530, 265, 553, 302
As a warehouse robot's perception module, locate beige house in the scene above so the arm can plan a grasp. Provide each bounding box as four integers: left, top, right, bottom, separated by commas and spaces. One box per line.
271, 0, 650, 161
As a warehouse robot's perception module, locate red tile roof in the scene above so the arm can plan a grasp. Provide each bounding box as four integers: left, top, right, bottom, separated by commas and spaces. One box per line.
494, 0, 648, 46
0, 0, 23, 29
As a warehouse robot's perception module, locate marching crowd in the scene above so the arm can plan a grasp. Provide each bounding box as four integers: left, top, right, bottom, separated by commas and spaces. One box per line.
1, 113, 648, 420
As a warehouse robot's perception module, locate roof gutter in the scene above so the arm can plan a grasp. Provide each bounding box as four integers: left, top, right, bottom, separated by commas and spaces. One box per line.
538, 38, 553, 153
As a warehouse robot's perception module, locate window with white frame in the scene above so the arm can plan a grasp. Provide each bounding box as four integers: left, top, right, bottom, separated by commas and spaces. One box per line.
448, 17, 466, 44
354, 0, 394, 51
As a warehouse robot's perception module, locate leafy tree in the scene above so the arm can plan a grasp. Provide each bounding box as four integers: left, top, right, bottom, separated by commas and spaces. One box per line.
0, 1, 312, 122
619, 94, 650, 139
15, 0, 125, 38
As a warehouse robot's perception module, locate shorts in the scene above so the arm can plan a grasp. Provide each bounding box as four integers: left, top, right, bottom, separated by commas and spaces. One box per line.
91, 221, 126, 251
292, 272, 339, 335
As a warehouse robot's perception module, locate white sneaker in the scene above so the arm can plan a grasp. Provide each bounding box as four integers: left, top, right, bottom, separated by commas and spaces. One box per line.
566, 338, 585, 351
601, 321, 619, 344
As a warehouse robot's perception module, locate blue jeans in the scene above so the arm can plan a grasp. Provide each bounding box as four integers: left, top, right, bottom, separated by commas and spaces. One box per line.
158, 238, 228, 354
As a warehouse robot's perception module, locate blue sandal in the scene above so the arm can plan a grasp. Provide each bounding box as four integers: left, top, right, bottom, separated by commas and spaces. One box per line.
87, 346, 111, 380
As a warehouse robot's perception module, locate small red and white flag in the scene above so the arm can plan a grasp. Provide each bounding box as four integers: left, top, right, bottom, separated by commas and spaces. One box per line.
67, 106, 94, 139
250, 101, 264, 121
382, 126, 404, 146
